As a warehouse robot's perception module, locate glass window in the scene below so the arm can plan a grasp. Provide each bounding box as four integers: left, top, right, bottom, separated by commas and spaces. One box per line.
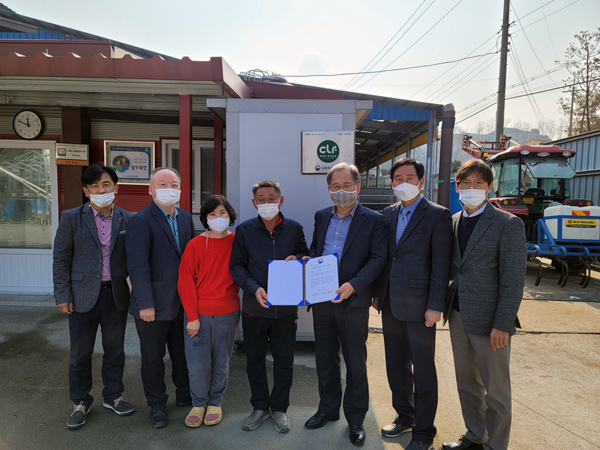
380, 159, 391, 187
200, 147, 214, 203
498, 158, 520, 196
0, 147, 52, 249
524, 157, 576, 179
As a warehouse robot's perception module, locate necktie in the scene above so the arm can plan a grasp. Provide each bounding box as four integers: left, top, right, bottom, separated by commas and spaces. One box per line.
396, 208, 410, 244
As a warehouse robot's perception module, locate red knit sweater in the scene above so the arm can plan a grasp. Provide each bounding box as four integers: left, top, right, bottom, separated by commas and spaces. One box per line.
178, 233, 240, 322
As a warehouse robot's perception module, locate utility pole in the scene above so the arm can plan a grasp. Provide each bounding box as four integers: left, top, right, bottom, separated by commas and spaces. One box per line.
568, 84, 575, 136
495, 0, 510, 142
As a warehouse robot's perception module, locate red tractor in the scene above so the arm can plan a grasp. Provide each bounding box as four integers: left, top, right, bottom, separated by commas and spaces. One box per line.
461, 135, 598, 286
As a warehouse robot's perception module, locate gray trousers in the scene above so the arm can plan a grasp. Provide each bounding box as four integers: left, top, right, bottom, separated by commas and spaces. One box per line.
184, 310, 240, 407
448, 310, 512, 450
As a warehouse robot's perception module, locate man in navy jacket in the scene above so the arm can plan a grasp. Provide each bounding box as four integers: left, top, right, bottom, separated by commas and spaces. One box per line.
376, 158, 452, 450
126, 167, 195, 429
304, 163, 387, 447
230, 181, 309, 434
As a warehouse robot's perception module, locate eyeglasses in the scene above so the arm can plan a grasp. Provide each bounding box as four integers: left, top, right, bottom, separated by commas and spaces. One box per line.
457, 180, 488, 190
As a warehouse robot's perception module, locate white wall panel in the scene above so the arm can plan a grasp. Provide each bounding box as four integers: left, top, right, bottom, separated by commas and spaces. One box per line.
0, 250, 53, 294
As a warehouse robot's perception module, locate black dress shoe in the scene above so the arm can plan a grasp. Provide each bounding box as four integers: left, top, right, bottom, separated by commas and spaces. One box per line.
149, 402, 168, 428
381, 421, 412, 438
442, 435, 484, 450
304, 412, 340, 429
349, 425, 366, 446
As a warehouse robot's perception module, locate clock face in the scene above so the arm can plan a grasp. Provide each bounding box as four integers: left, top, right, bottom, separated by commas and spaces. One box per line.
13, 110, 44, 140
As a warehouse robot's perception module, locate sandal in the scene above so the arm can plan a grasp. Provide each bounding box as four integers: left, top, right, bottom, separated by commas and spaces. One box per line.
204, 405, 222, 426
185, 406, 205, 428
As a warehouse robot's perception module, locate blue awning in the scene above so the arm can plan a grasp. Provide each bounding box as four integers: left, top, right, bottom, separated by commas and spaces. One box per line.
365, 102, 432, 122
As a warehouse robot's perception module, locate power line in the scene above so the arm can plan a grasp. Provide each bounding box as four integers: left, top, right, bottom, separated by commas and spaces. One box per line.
341, 0, 433, 90
352, 0, 465, 91
456, 76, 600, 124
510, 2, 559, 88
282, 52, 497, 78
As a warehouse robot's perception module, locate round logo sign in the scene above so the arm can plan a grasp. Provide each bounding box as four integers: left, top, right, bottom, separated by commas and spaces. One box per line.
317, 140, 339, 163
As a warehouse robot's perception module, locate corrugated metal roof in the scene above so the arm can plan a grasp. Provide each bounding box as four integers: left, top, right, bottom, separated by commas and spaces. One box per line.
364, 102, 432, 121
0, 6, 174, 60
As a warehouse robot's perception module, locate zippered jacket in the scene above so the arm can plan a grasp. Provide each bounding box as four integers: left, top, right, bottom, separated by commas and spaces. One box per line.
230, 213, 309, 319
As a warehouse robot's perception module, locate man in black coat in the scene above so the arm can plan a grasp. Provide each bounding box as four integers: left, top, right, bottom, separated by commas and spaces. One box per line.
126, 167, 195, 429
230, 180, 309, 434
375, 158, 452, 450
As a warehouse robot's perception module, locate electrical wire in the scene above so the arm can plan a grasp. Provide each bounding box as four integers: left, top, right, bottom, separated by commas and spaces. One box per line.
282, 53, 497, 78
455, 76, 600, 124
510, 2, 559, 87
352, 0, 465, 91
341, 0, 433, 90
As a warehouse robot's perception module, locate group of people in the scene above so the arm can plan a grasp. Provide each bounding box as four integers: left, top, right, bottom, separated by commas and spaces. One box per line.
53, 158, 526, 450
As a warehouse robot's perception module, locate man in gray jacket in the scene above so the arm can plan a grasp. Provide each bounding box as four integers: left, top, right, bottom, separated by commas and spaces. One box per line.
53, 165, 134, 429
442, 159, 526, 450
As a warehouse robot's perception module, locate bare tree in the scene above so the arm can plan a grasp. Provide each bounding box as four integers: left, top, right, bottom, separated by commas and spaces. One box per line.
558, 29, 600, 136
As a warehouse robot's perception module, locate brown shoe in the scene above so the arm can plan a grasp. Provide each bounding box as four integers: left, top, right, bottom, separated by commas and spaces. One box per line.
185, 406, 205, 428
204, 406, 222, 426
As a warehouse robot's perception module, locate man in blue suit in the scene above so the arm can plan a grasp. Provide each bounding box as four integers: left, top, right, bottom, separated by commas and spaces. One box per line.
53, 164, 134, 429
376, 158, 453, 450
304, 163, 387, 447
126, 167, 195, 428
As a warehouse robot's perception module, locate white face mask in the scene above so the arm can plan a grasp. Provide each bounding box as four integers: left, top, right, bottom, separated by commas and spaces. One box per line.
393, 183, 421, 202
257, 202, 280, 221
459, 189, 488, 210
329, 188, 358, 209
207, 217, 229, 234
154, 188, 180, 207
89, 192, 115, 208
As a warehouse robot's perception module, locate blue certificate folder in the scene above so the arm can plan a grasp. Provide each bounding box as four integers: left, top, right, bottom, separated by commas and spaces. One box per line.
266, 254, 340, 306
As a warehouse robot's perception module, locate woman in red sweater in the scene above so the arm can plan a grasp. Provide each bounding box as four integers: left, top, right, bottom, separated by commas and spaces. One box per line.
177, 195, 240, 428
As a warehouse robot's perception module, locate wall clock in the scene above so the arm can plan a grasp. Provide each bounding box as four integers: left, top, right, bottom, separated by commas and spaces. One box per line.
13, 110, 44, 140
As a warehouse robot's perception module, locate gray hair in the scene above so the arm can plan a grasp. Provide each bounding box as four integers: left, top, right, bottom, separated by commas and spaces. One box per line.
252, 180, 281, 197
150, 167, 181, 185
326, 162, 360, 186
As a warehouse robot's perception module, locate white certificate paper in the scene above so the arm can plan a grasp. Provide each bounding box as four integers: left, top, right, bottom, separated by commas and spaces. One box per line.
266, 254, 339, 306
305, 254, 339, 304
266, 260, 304, 306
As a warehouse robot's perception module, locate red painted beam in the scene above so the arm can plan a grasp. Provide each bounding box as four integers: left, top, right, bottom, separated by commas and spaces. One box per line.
179, 95, 192, 212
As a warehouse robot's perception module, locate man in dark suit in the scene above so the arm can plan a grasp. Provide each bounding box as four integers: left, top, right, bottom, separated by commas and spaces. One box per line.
126, 167, 195, 428
304, 162, 387, 447
442, 159, 526, 450
375, 158, 452, 450
53, 164, 134, 429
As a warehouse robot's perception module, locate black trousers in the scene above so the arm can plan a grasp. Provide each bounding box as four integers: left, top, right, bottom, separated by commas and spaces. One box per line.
312, 302, 369, 427
135, 305, 190, 406
68, 286, 127, 406
382, 297, 438, 442
241, 312, 297, 413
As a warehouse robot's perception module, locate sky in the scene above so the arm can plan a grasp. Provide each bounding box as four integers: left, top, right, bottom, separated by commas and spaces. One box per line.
9, 0, 600, 137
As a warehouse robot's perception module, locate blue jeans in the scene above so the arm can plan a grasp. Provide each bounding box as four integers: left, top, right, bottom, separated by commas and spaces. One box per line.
184, 310, 240, 407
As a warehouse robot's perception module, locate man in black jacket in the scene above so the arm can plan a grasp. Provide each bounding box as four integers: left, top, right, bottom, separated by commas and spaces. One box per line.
230, 181, 309, 434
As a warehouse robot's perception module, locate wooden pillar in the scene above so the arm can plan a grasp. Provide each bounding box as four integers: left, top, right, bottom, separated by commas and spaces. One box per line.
179, 95, 192, 212
61, 107, 90, 212
213, 116, 223, 195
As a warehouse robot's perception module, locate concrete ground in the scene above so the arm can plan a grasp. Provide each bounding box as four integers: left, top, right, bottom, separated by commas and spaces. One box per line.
0, 260, 598, 450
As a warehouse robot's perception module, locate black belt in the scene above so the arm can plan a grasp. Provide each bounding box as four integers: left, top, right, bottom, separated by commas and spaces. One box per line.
101, 280, 112, 289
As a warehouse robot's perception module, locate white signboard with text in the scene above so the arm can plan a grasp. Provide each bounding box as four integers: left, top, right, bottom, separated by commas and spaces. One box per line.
301, 130, 355, 174
55, 143, 89, 166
